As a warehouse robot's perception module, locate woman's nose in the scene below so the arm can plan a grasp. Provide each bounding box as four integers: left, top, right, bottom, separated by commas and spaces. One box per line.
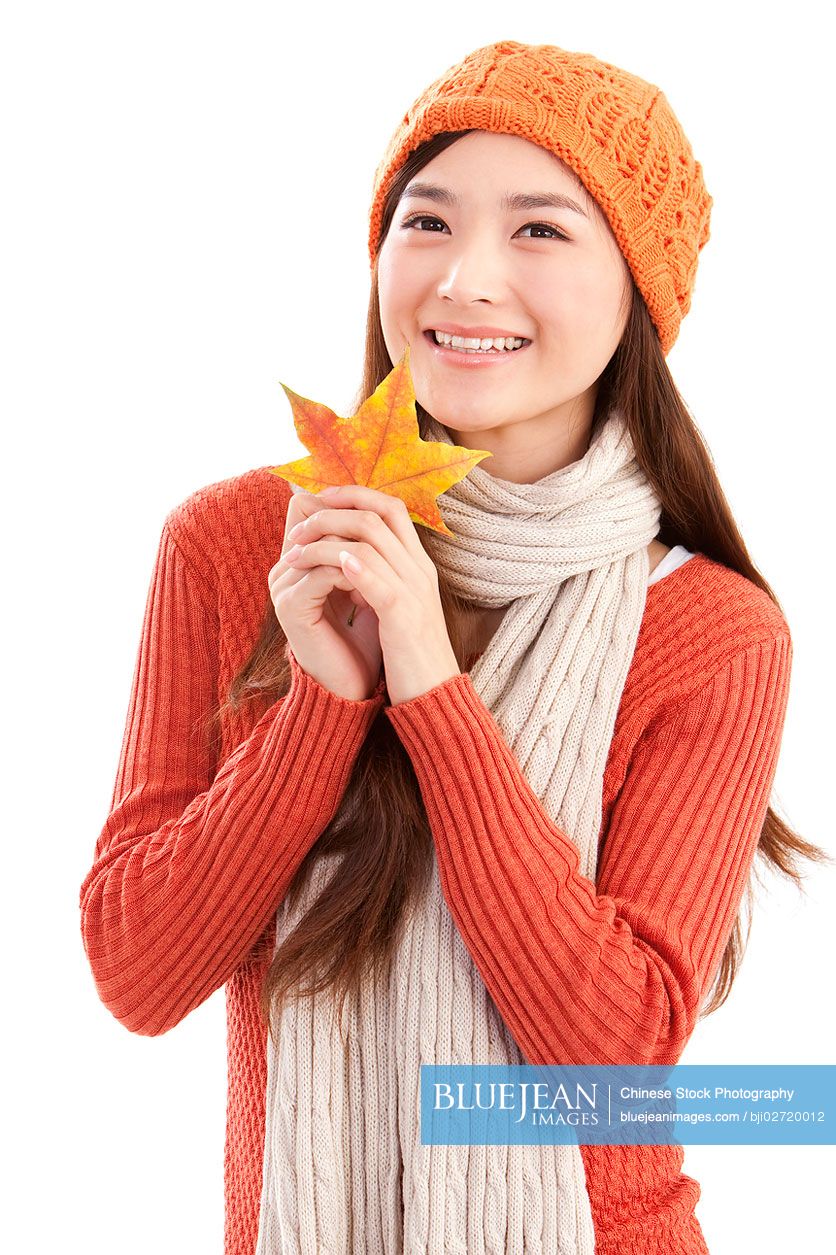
435, 236, 506, 305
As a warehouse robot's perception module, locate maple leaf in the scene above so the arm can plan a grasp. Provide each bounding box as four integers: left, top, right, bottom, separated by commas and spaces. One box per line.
268, 343, 492, 538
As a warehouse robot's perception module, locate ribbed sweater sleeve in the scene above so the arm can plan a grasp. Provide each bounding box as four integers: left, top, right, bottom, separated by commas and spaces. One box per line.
79, 517, 386, 1037
384, 632, 791, 1067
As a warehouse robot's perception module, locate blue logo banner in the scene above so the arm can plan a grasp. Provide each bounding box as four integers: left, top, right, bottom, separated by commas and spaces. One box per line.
420, 1065, 835, 1145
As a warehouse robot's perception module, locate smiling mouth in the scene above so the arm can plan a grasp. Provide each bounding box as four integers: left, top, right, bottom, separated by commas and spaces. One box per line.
422, 329, 532, 355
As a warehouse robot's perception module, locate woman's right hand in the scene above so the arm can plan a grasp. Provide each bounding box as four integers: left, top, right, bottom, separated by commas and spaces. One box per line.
268, 489, 384, 702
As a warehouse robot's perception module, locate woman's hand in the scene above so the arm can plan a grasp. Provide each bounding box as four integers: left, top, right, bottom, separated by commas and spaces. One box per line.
268, 487, 384, 702
278, 483, 461, 706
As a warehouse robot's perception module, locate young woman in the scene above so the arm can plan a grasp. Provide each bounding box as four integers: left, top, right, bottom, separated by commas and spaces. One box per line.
79, 39, 826, 1255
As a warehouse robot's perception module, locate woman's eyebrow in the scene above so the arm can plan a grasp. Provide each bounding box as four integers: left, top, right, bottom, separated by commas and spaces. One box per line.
401, 181, 589, 219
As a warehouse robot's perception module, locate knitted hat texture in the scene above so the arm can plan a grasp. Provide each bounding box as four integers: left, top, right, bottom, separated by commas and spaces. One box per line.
368, 40, 713, 355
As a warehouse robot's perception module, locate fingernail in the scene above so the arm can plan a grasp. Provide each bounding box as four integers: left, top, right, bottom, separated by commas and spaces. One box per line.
320, 485, 340, 497
340, 550, 363, 573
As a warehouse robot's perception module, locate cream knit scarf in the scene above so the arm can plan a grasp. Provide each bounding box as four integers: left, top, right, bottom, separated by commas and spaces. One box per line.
255, 408, 662, 1254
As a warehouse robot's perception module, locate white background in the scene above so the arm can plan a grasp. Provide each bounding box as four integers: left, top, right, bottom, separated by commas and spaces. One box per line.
3, 2, 834, 1252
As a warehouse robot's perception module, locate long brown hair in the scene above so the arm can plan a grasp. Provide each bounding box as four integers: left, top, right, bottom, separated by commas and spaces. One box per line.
216, 131, 828, 1048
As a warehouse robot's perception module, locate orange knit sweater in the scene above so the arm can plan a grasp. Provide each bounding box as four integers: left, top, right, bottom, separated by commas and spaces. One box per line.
79, 466, 792, 1255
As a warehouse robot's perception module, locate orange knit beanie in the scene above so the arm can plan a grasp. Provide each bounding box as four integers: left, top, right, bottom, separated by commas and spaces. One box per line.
368, 40, 713, 356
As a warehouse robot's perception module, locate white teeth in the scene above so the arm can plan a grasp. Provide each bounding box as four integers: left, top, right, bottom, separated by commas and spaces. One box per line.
431, 330, 527, 352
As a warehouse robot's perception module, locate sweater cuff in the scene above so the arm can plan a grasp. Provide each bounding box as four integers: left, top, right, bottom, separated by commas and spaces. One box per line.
285, 641, 388, 718
384, 669, 508, 774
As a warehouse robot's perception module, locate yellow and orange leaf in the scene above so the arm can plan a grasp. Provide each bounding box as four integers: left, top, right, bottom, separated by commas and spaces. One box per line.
268, 343, 492, 537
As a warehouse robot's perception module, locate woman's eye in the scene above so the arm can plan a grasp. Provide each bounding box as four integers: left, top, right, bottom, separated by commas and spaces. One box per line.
401, 214, 446, 232
400, 214, 567, 241
518, 222, 568, 241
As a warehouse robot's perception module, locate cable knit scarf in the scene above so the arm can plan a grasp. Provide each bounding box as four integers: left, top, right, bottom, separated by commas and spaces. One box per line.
255, 408, 662, 1254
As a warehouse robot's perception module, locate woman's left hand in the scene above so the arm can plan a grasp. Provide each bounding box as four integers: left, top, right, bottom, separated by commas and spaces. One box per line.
283, 483, 462, 705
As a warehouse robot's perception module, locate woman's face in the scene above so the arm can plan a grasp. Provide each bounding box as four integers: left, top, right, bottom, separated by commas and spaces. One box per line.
376, 131, 632, 479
